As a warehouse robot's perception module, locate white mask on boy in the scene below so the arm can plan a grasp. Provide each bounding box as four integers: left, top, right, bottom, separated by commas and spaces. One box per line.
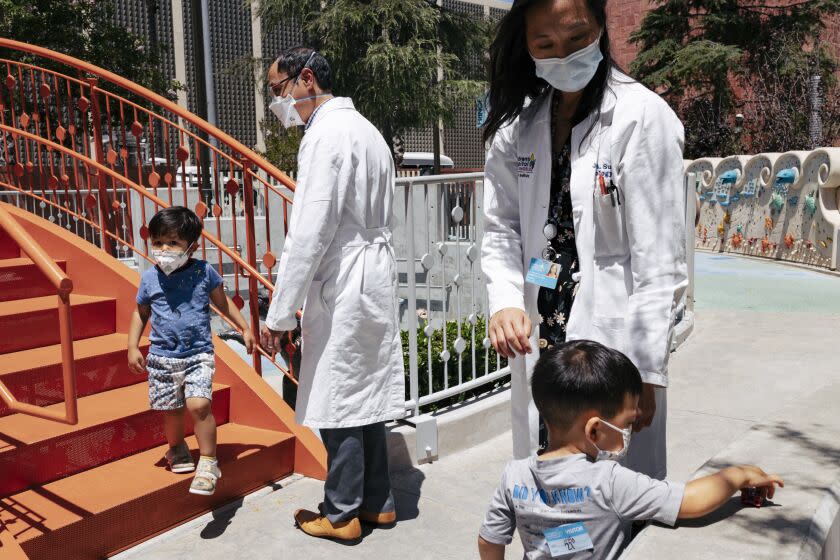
152, 247, 192, 276
592, 418, 632, 462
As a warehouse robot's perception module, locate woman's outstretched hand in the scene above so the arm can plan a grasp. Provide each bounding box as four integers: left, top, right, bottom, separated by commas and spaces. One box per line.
489, 308, 533, 358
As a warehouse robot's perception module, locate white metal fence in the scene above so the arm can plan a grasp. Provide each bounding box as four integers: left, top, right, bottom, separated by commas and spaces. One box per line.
394, 173, 509, 415
395, 171, 699, 416
2, 167, 696, 417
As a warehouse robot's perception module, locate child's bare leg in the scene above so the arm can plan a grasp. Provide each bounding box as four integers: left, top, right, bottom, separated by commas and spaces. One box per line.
186, 397, 216, 457
164, 408, 186, 447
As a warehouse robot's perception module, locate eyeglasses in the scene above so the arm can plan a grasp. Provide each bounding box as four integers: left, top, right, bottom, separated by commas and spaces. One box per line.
268, 73, 299, 98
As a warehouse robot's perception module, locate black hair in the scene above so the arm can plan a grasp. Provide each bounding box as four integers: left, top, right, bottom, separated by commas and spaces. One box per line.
274, 46, 333, 92
483, 0, 616, 151
531, 340, 642, 433
148, 206, 203, 245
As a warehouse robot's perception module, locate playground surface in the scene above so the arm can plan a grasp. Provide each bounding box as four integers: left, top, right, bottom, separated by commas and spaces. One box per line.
116, 251, 840, 559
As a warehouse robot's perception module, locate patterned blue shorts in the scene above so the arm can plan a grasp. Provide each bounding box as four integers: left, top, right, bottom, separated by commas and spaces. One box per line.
146, 352, 215, 410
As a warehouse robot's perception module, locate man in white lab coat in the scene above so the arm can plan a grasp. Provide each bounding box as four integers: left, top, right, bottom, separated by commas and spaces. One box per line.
260, 47, 405, 542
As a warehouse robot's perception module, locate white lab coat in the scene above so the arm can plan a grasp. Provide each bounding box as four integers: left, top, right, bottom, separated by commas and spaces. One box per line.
265, 97, 406, 430
482, 69, 687, 478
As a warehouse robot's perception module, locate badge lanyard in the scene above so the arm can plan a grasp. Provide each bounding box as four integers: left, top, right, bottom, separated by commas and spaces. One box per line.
543, 92, 563, 263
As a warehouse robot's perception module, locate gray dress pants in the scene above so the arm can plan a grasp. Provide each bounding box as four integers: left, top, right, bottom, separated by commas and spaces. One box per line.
319, 421, 396, 523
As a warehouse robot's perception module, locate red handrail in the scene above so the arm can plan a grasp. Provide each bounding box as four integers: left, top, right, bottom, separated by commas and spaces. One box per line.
0, 204, 78, 425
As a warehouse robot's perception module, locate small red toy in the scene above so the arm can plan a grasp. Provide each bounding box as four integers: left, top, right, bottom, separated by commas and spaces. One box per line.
740, 487, 765, 508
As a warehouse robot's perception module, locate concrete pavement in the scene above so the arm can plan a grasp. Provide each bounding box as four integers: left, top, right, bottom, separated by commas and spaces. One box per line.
116, 251, 840, 559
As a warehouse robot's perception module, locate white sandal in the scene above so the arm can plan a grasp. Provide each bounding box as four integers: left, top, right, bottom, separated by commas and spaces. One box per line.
165, 442, 195, 474
189, 458, 221, 495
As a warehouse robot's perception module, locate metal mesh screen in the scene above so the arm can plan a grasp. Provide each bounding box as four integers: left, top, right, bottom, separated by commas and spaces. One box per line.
111, 0, 178, 89
490, 7, 508, 22
209, 0, 258, 148
403, 127, 435, 155
442, 0, 486, 168
180, 0, 198, 115
260, 19, 305, 124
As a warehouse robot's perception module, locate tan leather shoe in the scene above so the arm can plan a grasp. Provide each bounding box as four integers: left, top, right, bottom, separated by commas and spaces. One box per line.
359, 509, 397, 525
294, 509, 362, 541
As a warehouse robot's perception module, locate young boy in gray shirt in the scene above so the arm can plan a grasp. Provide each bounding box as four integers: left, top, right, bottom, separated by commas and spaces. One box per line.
479, 340, 783, 559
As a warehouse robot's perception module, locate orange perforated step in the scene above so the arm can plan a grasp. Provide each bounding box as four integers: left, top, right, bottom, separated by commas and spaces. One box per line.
0, 258, 67, 302
0, 383, 230, 496
0, 334, 149, 418
3, 423, 295, 560
0, 228, 19, 259
0, 295, 116, 353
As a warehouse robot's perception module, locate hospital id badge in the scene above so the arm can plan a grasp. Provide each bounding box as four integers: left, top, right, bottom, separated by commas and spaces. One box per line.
526, 257, 560, 290
544, 522, 594, 557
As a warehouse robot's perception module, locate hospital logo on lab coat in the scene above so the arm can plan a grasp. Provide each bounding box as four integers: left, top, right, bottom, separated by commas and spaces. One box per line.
517, 153, 536, 177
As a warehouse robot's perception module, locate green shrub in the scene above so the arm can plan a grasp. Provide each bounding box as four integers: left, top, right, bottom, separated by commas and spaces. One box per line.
401, 314, 509, 412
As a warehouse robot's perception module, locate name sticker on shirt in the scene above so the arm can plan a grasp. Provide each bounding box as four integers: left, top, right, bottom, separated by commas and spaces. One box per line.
526, 257, 560, 290
544, 522, 594, 557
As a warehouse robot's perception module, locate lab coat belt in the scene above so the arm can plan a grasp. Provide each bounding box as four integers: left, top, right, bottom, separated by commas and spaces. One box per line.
336, 226, 392, 247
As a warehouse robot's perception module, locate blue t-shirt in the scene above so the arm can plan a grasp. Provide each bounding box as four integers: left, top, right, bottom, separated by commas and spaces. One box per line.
136, 259, 224, 358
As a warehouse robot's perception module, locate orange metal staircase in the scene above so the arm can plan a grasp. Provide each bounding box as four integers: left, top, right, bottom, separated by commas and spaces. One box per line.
0, 38, 328, 559
0, 203, 325, 559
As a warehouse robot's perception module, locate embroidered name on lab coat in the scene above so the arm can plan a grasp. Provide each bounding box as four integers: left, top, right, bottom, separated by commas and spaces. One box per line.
518, 153, 537, 177
593, 161, 613, 180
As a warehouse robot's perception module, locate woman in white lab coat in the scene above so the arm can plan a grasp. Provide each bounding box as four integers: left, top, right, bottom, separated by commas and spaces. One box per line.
481, 0, 687, 479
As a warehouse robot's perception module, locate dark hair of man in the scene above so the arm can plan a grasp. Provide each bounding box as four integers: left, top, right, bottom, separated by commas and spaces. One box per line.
148, 206, 203, 246
482, 0, 616, 153
274, 46, 333, 92
531, 340, 642, 433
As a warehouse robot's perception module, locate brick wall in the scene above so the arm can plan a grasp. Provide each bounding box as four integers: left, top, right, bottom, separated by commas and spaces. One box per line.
606, 1, 840, 75
606, 0, 650, 71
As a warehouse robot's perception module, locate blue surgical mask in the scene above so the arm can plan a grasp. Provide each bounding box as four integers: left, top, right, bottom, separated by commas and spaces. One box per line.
592, 418, 632, 462
532, 32, 603, 93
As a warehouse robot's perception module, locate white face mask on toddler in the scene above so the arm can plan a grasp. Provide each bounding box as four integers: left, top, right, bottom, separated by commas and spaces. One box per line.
152, 244, 194, 276
591, 418, 632, 462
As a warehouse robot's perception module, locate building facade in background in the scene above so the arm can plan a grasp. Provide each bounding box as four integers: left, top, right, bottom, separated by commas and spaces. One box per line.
111, 1, 840, 171
111, 0, 510, 170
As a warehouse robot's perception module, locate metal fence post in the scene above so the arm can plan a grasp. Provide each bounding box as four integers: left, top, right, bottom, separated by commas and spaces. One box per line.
87, 78, 114, 256
685, 172, 696, 313
405, 180, 420, 417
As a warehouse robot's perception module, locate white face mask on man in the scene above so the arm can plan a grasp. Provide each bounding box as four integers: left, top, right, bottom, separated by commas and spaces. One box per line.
532, 32, 604, 93
269, 92, 331, 129
591, 418, 632, 462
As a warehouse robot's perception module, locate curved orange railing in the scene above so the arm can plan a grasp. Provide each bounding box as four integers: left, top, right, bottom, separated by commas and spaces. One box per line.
0, 38, 294, 190
0, 39, 298, 379
0, 202, 78, 425
0, 125, 296, 383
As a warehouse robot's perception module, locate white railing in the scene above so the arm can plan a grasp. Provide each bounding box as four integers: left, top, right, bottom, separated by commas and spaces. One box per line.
394, 172, 509, 415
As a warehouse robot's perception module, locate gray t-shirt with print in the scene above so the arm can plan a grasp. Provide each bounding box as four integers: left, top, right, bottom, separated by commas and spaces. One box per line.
480, 454, 685, 559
